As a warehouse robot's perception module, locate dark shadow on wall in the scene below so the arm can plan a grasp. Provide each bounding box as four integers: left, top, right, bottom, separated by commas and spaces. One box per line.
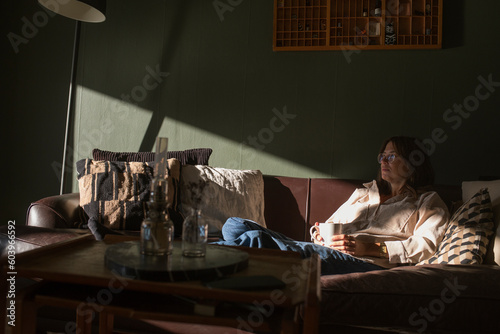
442, 0, 464, 49
138, 1, 189, 152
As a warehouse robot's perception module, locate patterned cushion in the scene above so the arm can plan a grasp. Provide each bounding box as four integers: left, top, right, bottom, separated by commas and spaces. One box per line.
76, 159, 182, 235
92, 148, 213, 165
462, 180, 500, 265
419, 188, 494, 265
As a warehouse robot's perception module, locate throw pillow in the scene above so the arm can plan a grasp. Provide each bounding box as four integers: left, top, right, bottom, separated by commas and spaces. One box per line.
92, 148, 213, 165
418, 188, 494, 265
76, 158, 183, 239
180, 165, 266, 236
462, 180, 500, 265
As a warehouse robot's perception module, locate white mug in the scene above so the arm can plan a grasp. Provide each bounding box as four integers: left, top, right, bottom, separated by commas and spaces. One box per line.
310, 222, 343, 243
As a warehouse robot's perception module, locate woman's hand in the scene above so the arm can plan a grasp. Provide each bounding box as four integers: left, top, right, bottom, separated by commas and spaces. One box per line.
329, 234, 356, 255
313, 230, 356, 255
313, 229, 386, 257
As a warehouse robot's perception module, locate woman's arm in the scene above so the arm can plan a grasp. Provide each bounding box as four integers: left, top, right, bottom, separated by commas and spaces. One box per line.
315, 191, 449, 261
385, 192, 450, 263
352, 241, 388, 258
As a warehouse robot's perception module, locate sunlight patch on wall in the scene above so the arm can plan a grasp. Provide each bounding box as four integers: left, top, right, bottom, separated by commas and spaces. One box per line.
74, 86, 153, 158
70, 87, 331, 191
157, 116, 331, 179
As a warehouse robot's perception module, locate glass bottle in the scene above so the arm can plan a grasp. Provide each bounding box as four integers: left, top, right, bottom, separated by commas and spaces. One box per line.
374, 0, 381, 17
141, 178, 174, 256
425, 2, 431, 15
182, 208, 208, 257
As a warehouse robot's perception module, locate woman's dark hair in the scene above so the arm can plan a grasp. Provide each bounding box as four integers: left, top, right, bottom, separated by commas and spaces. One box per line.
376, 136, 435, 194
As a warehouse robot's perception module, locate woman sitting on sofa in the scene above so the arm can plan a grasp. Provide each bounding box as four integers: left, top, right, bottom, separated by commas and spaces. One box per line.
214, 136, 450, 275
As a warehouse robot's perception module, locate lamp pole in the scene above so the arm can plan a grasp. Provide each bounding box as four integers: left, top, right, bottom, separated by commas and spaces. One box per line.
60, 20, 81, 195
36, 0, 106, 194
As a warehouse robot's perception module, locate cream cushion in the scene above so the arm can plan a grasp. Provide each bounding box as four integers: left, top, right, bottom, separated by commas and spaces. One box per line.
462, 180, 500, 265
180, 165, 266, 235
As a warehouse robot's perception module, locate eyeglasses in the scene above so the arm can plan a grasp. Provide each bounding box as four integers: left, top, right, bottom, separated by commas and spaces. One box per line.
377, 153, 397, 164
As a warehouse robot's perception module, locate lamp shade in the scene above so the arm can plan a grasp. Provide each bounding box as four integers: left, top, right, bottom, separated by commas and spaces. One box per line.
38, 0, 106, 23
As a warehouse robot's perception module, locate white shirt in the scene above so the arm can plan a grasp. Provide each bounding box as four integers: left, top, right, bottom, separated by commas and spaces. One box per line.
326, 180, 450, 267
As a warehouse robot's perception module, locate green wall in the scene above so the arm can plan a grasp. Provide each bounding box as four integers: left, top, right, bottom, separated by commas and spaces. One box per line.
3, 0, 75, 225
4, 0, 500, 224
71, 0, 500, 189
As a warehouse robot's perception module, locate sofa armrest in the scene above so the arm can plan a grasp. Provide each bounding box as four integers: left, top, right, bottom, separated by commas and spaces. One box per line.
1, 225, 88, 258
26, 193, 87, 229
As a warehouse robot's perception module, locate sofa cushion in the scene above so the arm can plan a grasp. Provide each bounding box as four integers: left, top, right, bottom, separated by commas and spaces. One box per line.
308, 178, 365, 230
419, 188, 494, 265
180, 165, 266, 236
263, 176, 311, 241
462, 180, 500, 265
320, 264, 500, 333
92, 148, 213, 165
76, 159, 182, 235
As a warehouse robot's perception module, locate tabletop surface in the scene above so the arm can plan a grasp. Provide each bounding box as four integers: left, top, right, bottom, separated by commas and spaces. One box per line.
13, 234, 313, 306
104, 240, 249, 282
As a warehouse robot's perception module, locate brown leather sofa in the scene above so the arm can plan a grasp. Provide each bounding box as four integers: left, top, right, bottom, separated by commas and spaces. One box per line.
5, 175, 500, 333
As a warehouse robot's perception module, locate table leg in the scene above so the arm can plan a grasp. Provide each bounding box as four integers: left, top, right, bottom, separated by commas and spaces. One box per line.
301, 254, 321, 334
76, 305, 94, 334
12, 280, 46, 334
99, 311, 114, 334
14, 293, 37, 334
280, 308, 300, 334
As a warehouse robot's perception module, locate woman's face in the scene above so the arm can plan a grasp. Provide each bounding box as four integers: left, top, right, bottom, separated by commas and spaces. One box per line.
380, 141, 411, 185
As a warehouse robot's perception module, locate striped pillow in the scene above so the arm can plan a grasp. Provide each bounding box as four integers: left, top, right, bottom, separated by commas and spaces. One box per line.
92, 148, 213, 165
419, 188, 494, 265
76, 158, 182, 232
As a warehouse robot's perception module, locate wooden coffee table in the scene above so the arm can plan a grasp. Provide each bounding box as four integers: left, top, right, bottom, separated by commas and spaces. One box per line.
7, 234, 320, 334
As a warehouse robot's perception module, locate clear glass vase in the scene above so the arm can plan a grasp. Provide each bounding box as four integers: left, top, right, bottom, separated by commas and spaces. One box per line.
182, 208, 208, 257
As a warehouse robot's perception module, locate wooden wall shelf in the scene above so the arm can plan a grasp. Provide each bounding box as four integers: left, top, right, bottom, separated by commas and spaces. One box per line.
274, 0, 442, 51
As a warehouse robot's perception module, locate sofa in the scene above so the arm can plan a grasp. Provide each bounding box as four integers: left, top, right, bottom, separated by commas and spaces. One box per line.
4, 172, 500, 334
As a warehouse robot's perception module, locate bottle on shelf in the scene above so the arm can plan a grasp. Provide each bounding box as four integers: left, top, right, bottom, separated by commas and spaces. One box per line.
374, 0, 382, 17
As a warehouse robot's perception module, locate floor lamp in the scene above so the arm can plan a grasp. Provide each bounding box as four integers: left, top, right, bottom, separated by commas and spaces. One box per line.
37, 0, 106, 194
